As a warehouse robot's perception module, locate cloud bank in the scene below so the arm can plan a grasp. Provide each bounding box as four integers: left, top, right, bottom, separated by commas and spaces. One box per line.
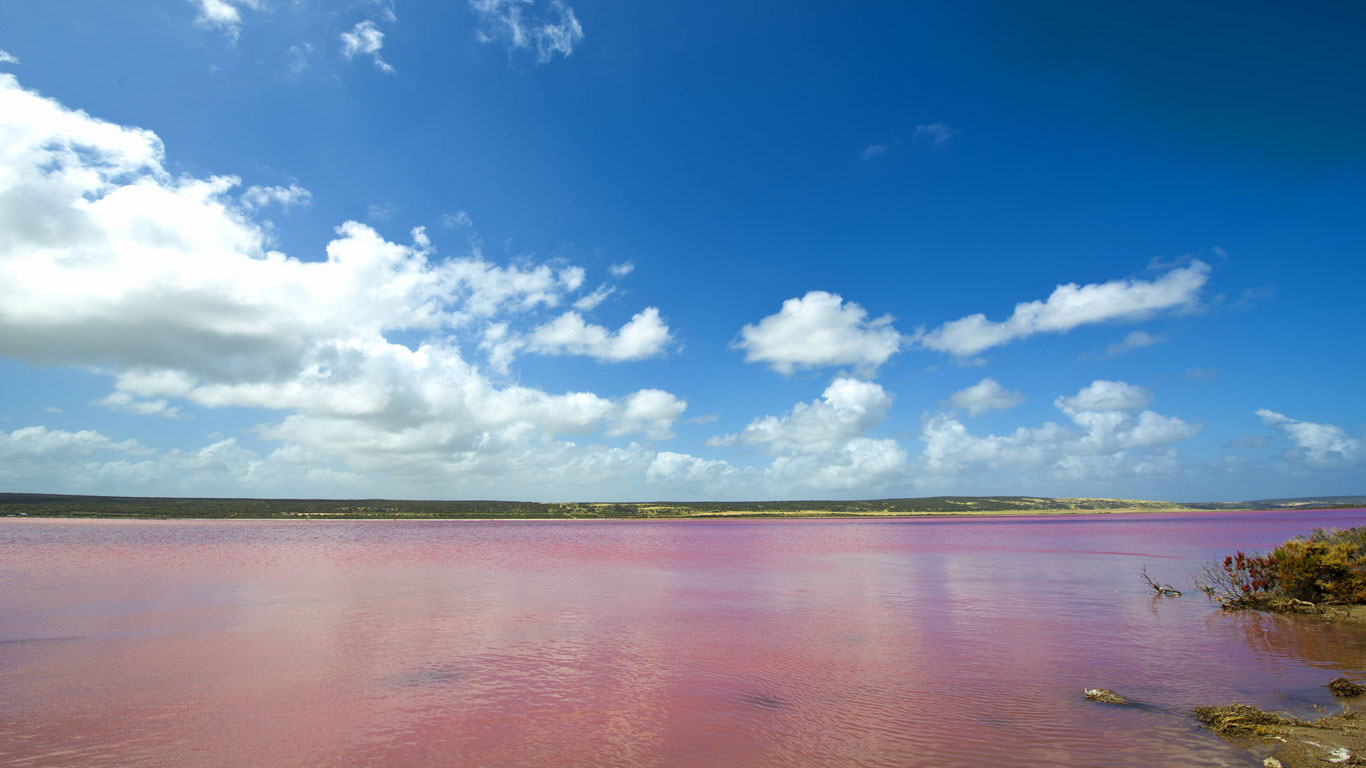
0, 72, 684, 498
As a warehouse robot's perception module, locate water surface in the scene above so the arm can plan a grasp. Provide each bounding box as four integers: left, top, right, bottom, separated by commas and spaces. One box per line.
3, 509, 1365, 767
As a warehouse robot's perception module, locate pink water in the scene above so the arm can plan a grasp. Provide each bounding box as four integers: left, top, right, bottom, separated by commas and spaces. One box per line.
2, 510, 1366, 767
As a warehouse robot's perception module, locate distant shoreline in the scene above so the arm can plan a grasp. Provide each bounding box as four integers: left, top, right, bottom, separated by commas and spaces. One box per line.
4, 506, 1363, 523
3, 491, 1362, 522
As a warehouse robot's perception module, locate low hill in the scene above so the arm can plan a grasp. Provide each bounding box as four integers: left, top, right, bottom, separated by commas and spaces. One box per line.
1183, 496, 1366, 511
1, 492, 1357, 519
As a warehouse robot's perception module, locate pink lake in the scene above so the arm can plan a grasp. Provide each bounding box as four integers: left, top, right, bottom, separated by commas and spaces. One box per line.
3, 509, 1366, 767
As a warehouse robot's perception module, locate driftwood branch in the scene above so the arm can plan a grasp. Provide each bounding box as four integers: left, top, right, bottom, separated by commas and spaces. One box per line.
1142, 565, 1182, 597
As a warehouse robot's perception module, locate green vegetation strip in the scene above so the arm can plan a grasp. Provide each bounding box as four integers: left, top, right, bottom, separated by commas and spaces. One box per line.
2, 493, 1361, 520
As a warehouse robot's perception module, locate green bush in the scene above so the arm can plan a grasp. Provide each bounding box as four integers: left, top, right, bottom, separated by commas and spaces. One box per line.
1270, 528, 1366, 604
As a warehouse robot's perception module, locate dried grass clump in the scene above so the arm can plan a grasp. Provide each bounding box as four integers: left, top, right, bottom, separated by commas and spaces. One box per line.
1193, 704, 1295, 738
1084, 688, 1129, 705
1329, 677, 1366, 697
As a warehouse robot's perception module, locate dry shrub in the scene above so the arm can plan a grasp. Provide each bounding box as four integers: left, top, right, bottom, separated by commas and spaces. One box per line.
1194, 550, 1278, 608
1195, 528, 1366, 611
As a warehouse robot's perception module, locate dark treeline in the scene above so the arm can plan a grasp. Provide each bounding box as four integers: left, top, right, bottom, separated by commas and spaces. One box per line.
2, 493, 1361, 519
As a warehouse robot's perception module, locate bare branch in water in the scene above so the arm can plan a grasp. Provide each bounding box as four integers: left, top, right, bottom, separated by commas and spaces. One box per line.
1142, 565, 1182, 596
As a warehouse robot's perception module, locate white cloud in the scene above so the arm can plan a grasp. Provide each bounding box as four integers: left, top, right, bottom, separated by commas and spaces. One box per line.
861, 144, 888, 160
766, 437, 907, 492
608, 261, 633, 277
913, 122, 954, 149
608, 390, 687, 440
698, 379, 908, 495
735, 291, 902, 375
573, 284, 615, 311
920, 261, 1210, 357
0, 425, 370, 497
646, 451, 753, 496
442, 211, 473, 229
1055, 380, 1152, 413
0, 426, 146, 461
948, 377, 1025, 417
470, 0, 584, 63
726, 378, 892, 455
371, 0, 398, 23
241, 182, 312, 210
0, 72, 689, 498
192, 0, 260, 41
340, 20, 394, 73
1257, 409, 1361, 469
0, 51, 18, 66
922, 379, 1199, 479
524, 308, 673, 362
558, 266, 585, 291
96, 391, 183, 419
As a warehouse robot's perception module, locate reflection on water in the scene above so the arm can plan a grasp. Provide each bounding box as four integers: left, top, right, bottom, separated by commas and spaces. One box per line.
2, 509, 1365, 767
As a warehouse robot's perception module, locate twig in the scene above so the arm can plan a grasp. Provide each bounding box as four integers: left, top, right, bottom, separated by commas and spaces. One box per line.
1142, 565, 1183, 596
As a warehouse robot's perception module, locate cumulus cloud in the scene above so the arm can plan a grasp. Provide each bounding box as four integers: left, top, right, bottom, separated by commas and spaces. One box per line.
241, 182, 312, 210
735, 291, 902, 375
470, 0, 584, 63
698, 379, 908, 494
96, 391, 184, 419
922, 379, 1199, 479
1257, 409, 1361, 469
913, 122, 954, 149
340, 20, 394, 73
0, 72, 688, 498
648, 451, 742, 488
766, 437, 907, 492
608, 261, 633, 277
608, 390, 688, 440
0, 426, 146, 461
1055, 380, 1152, 413
947, 377, 1025, 417
0, 51, 18, 66
920, 261, 1210, 358
721, 378, 892, 455
0, 424, 370, 497
516, 308, 673, 363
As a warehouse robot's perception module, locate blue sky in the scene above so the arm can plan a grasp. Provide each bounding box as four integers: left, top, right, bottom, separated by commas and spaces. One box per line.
0, 0, 1361, 502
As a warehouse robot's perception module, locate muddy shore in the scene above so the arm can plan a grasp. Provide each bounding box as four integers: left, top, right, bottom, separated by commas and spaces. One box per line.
1196, 608, 1366, 767
1196, 702, 1366, 767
